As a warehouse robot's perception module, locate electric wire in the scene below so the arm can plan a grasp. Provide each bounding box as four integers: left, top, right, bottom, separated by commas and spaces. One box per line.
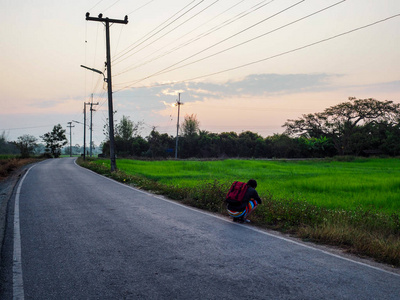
114, 0, 271, 76
122, 0, 347, 83
115, 0, 306, 87
112, 0, 199, 63
88, 0, 106, 12
127, 0, 156, 16
103, 0, 121, 13
113, 0, 222, 67
114, 13, 400, 92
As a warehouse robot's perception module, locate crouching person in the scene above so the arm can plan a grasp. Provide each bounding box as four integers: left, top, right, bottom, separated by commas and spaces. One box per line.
226, 179, 262, 223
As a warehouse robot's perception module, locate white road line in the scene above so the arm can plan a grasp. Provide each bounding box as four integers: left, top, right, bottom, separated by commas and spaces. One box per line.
74, 159, 400, 278
13, 165, 35, 300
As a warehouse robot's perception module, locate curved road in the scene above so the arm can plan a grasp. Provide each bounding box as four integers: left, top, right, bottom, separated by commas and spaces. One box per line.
0, 158, 399, 299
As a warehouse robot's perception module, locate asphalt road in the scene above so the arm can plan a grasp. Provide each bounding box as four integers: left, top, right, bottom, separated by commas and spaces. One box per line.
0, 158, 399, 299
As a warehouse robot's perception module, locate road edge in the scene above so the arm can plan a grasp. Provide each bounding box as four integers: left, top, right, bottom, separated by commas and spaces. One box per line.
0, 164, 35, 267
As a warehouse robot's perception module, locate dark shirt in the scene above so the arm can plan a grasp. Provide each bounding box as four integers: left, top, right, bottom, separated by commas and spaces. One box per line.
227, 186, 262, 212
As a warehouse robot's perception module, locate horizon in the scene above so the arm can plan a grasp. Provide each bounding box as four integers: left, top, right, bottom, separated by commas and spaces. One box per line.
1, 0, 399, 146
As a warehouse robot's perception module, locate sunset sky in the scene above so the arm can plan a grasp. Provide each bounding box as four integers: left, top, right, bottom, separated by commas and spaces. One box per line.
1, 0, 399, 147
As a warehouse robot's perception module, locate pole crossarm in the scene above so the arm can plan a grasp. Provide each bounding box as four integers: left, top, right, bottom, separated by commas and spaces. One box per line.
85, 12, 128, 24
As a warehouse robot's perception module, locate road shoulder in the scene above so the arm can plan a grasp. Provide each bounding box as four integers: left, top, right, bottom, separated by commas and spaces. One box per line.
0, 165, 30, 264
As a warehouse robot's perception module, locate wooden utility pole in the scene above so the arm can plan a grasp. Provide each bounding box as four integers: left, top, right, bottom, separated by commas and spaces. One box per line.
88, 94, 99, 157
83, 102, 87, 160
85, 12, 128, 171
67, 122, 75, 157
175, 93, 183, 159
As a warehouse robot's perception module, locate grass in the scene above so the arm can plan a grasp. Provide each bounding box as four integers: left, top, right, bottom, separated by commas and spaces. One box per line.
92, 158, 400, 214
78, 157, 400, 267
0, 156, 41, 180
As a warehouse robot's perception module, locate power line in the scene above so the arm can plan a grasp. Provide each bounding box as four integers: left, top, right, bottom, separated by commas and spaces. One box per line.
127, 0, 156, 16
114, 0, 272, 77
115, 0, 306, 87
112, 0, 199, 63
0, 125, 56, 131
114, 0, 221, 69
127, 0, 347, 82
88, 0, 106, 12
103, 0, 121, 13
114, 13, 400, 92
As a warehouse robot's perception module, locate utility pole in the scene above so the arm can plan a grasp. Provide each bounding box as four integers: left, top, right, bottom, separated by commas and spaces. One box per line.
67, 122, 75, 157
85, 12, 128, 172
88, 94, 99, 157
83, 102, 88, 160
175, 93, 183, 159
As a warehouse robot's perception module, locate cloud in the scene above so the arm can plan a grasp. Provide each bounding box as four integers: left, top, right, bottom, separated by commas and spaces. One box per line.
117, 73, 335, 105
98, 74, 400, 121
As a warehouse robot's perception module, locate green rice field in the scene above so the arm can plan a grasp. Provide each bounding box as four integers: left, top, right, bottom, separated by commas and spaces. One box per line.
95, 158, 400, 214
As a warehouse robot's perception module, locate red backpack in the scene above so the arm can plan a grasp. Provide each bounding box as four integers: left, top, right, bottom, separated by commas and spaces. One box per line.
226, 181, 248, 204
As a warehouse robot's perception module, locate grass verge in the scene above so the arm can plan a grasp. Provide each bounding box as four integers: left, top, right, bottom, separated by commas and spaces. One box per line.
77, 158, 400, 267
0, 156, 42, 181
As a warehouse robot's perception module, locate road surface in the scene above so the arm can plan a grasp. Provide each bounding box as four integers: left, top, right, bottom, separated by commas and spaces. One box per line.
0, 158, 399, 299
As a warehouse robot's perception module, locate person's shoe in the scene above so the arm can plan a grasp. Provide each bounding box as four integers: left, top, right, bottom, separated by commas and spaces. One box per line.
243, 219, 251, 223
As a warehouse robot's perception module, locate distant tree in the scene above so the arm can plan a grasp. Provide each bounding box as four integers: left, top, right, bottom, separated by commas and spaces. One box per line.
180, 114, 200, 158
181, 114, 200, 137
146, 128, 174, 158
284, 98, 400, 155
114, 116, 145, 157
0, 131, 18, 154
41, 124, 68, 158
267, 134, 303, 158
219, 132, 238, 157
381, 123, 400, 156
14, 135, 38, 158
237, 131, 262, 157
198, 130, 220, 158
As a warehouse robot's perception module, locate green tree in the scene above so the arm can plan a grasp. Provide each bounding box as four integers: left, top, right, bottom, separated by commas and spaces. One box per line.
146, 128, 174, 158
41, 124, 68, 158
237, 131, 262, 157
267, 134, 303, 158
180, 114, 200, 158
115, 115, 143, 140
284, 98, 400, 155
218, 132, 238, 157
14, 134, 38, 158
181, 114, 199, 137
198, 130, 220, 158
0, 131, 18, 154
114, 116, 144, 157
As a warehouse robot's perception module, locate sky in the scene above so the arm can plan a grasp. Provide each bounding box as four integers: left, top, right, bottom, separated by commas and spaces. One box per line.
1, 0, 399, 148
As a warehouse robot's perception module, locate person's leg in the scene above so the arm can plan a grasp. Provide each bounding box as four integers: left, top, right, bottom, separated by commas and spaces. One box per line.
243, 200, 258, 221
227, 209, 246, 222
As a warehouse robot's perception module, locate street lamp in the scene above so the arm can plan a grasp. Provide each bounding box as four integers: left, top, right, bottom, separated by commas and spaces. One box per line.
81, 64, 116, 171
80, 65, 106, 82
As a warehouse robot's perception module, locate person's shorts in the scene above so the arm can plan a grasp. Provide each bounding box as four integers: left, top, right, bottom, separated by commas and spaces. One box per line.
227, 199, 258, 218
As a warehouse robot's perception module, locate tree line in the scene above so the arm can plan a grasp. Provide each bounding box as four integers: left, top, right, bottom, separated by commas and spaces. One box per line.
102, 97, 400, 159
1, 97, 399, 159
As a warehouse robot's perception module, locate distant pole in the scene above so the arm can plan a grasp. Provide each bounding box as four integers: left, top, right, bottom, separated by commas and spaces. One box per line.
86, 12, 128, 172
89, 94, 99, 157
175, 93, 183, 159
83, 102, 87, 160
67, 122, 74, 157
